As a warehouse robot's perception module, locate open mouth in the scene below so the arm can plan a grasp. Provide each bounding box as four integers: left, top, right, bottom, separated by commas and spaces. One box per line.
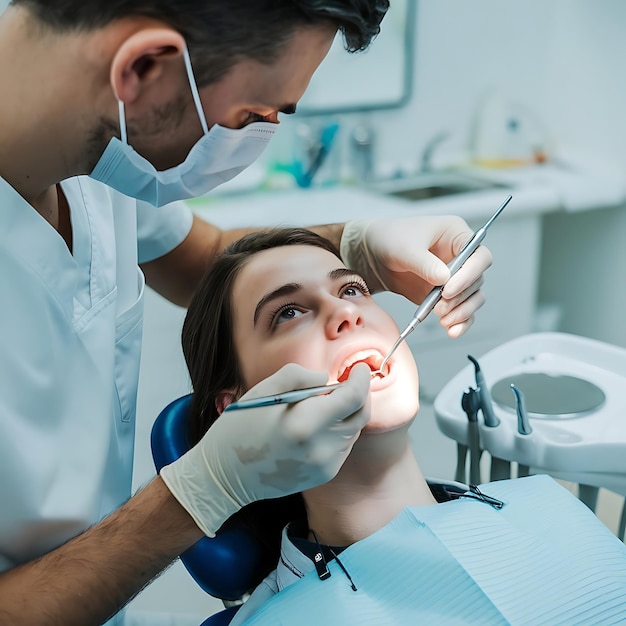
336, 349, 390, 382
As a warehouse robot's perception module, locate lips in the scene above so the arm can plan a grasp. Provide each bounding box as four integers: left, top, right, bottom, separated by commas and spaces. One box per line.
336, 349, 390, 382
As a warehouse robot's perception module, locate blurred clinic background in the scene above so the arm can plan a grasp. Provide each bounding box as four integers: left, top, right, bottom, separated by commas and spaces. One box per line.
4, 1, 626, 623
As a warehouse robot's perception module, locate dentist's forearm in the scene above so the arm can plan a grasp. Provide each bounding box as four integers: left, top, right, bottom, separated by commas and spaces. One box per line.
141, 214, 345, 308
0, 477, 203, 626
307, 222, 344, 251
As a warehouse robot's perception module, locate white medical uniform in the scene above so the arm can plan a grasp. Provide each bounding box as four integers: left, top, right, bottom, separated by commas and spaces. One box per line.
0, 175, 193, 621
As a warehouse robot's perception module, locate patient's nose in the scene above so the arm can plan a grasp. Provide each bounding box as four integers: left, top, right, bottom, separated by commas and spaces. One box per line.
325, 301, 364, 339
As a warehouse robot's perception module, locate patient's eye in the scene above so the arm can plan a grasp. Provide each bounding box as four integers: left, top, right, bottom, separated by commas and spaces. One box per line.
272, 304, 305, 327
341, 279, 370, 298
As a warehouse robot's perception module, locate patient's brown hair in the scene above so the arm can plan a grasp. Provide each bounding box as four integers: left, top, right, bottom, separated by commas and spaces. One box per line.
182, 229, 342, 585
182, 227, 340, 446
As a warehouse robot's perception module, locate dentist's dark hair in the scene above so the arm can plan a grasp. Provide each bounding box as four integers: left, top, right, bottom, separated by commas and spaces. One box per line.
9, 0, 389, 86
182, 227, 340, 446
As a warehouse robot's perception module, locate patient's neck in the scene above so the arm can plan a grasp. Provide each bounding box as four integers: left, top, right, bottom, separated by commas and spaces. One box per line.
302, 425, 436, 547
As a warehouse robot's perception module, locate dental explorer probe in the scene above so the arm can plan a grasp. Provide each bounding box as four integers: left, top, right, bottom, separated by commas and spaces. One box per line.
223, 382, 344, 412
373, 194, 513, 377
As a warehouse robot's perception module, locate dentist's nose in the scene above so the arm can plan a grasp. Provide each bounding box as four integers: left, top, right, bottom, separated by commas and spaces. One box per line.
325, 301, 364, 339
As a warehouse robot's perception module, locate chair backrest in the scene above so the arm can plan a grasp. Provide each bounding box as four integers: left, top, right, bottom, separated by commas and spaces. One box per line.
151, 394, 269, 601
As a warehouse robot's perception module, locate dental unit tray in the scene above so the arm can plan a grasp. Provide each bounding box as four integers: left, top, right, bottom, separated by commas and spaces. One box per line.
434, 332, 626, 497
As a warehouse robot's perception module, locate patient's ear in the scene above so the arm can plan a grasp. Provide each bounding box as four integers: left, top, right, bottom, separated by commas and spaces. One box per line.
215, 391, 237, 416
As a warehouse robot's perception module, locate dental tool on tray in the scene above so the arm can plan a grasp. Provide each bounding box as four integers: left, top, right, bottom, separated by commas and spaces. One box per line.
372, 194, 513, 377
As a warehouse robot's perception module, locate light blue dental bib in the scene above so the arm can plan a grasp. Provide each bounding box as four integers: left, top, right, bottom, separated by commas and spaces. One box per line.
242, 476, 626, 625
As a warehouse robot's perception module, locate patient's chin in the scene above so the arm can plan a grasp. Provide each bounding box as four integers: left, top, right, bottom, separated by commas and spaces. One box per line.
364, 393, 419, 433
362, 413, 417, 434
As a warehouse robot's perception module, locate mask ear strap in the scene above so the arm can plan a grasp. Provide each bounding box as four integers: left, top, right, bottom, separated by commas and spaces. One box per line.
118, 100, 128, 144
182, 46, 210, 135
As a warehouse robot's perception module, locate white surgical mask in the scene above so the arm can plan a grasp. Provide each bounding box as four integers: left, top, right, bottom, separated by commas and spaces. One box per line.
90, 46, 276, 206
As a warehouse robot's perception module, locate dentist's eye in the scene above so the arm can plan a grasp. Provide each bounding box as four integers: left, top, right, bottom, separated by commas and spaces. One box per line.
242, 111, 278, 127
244, 112, 266, 124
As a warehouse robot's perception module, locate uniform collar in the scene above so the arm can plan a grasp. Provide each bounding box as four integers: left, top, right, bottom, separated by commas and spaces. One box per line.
274, 480, 466, 592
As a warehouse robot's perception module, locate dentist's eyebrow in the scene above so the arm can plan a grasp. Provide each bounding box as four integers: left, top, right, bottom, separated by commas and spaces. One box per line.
253, 268, 366, 326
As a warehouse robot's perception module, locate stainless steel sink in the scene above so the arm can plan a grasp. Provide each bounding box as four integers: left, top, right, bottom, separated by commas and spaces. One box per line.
368, 172, 510, 201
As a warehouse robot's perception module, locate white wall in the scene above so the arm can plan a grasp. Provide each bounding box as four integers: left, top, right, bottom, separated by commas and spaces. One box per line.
373, 0, 558, 174
537, 0, 626, 346
545, 0, 626, 169
362, 0, 626, 178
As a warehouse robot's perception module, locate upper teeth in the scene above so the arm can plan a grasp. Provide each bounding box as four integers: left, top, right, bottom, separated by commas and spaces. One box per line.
337, 349, 383, 377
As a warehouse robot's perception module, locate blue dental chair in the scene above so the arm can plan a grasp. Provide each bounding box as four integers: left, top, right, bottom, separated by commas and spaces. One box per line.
151, 394, 302, 626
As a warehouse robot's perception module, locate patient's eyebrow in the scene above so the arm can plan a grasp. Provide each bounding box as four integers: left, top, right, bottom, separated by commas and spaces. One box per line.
253, 268, 366, 326
254, 283, 301, 326
328, 268, 362, 281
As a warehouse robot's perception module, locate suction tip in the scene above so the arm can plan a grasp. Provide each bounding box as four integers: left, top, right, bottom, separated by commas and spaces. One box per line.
467, 354, 480, 372
511, 383, 532, 435
510, 383, 522, 402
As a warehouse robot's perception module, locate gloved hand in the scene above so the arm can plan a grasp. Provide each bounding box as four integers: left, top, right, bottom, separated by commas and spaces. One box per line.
340, 215, 493, 338
160, 362, 371, 537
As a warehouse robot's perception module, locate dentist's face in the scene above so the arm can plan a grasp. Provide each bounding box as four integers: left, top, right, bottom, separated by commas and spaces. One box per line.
140, 25, 336, 171
231, 245, 420, 432
199, 25, 336, 130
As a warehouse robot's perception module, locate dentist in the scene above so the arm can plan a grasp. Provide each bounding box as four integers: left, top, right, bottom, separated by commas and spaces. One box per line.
0, 2, 492, 624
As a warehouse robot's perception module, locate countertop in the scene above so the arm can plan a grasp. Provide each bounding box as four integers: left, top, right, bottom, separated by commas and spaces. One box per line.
189, 158, 626, 229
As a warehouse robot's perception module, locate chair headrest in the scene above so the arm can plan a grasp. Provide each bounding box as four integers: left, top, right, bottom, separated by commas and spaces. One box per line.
151, 394, 194, 472
151, 394, 268, 600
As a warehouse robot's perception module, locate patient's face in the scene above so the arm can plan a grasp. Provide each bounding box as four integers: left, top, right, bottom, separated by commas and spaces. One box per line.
230, 245, 419, 432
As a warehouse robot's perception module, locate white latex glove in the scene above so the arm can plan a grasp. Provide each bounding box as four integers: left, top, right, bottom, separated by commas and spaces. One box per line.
160, 362, 371, 537
340, 215, 493, 338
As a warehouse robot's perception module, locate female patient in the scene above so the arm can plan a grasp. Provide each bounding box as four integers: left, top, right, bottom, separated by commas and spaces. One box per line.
182, 228, 626, 625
